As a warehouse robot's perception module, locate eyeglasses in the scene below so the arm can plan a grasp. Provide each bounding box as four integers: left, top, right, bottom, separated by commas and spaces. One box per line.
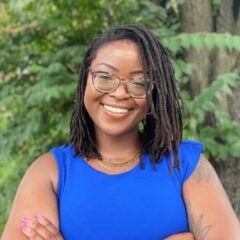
89, 68, 153, 98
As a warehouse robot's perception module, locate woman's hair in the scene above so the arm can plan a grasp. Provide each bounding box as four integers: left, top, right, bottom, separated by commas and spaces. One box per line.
69, 24, 183, 169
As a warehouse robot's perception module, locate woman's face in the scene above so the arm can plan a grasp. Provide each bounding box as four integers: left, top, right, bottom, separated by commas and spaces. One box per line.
84, 40, 148, 138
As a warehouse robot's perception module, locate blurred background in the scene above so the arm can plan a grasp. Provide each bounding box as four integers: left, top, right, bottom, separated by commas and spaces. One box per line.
0, 0, 240, 233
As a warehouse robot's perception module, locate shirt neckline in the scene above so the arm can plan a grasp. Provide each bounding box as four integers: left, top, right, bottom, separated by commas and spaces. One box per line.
79, 156, 143, 176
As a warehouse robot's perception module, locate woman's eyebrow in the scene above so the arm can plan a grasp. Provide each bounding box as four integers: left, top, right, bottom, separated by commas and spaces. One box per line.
96, 63, 119, 71
130, 70, 144, 75
96, 63, 144, 75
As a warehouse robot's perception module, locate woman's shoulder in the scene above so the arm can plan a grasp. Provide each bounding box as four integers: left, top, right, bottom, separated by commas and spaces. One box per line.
178, 139, 204, 158
50, 144, 74, 158
175, 139, 205, 182
29, 152, 59, 193
179, 139, 204, 149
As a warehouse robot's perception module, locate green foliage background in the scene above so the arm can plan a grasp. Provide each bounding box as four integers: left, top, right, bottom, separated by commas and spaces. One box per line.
0, 0, 240, 233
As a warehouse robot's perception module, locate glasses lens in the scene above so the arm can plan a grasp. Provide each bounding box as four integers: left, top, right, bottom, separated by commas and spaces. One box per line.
127, 80, 149, 98
93, 72, 118, 92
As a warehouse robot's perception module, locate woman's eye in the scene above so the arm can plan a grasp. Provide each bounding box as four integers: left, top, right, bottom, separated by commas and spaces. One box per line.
97, 73, 112, 80
131, 81, 147, 88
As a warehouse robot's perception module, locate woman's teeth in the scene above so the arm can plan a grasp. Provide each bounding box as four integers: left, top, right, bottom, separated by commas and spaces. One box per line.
103, 105, 128, 113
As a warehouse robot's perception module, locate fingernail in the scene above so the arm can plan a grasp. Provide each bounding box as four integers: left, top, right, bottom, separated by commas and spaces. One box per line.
36, 212, 45, 221
21, 217, 30, 229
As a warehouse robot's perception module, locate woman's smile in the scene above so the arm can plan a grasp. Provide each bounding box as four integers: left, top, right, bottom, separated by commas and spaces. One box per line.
102, 104, 129, 114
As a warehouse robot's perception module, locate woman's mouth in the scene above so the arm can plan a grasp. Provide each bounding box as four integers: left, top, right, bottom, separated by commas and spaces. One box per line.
103, 104, 129, 114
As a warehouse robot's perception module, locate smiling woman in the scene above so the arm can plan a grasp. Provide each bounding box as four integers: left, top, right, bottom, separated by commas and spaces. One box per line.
2, 25, 240, 240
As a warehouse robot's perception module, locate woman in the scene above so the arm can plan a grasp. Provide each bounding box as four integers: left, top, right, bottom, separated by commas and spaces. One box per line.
2, 25, 240, 240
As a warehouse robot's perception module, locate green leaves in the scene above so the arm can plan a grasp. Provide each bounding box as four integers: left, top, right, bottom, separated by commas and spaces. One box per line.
191, 73, 238, 111
183, 72, 240, 160
162, 33, 240, 53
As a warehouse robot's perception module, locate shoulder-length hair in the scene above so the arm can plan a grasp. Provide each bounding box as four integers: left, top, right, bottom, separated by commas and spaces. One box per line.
69, 24, 183, 169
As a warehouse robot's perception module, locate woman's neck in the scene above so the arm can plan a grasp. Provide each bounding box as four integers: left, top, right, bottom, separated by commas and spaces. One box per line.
95, 129, 141, 161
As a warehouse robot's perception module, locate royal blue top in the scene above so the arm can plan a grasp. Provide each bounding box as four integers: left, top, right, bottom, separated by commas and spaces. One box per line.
50, 140, 203, 240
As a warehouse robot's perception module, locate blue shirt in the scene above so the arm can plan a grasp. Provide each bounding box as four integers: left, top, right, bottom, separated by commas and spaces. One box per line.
50, 140, 203, 240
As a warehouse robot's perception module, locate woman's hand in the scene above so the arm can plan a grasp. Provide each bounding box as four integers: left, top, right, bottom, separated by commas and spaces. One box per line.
21, 213, 63, 240
164, 232, 195, 240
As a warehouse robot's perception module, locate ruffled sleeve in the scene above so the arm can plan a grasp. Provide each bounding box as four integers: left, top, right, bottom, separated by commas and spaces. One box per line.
178, 140, 204, 182
49, 145, 73, 200
170, 140, 204, 189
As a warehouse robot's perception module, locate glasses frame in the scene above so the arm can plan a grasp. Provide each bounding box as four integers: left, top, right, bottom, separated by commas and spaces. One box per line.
89, 68, 153, 99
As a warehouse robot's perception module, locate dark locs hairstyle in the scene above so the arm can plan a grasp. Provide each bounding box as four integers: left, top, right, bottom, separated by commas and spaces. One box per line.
69, 24, 183, 169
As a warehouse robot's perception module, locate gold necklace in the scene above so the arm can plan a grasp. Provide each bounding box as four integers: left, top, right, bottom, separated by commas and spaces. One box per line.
99, 151, 140, 168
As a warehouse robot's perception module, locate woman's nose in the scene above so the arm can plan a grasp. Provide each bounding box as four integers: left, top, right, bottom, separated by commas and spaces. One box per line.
108, 81, 131, 100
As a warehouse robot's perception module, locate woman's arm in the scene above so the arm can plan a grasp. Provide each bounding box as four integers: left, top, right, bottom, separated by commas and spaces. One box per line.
1, 153, 59, 240
183, 155, 240, 240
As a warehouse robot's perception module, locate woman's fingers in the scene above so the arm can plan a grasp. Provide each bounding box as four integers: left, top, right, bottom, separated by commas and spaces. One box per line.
35, 213, 61, 236
21, 214, 63, 240
21, 218, 44, 239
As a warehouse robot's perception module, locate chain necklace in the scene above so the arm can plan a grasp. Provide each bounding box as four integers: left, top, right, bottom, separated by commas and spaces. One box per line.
98, 151, 140, 168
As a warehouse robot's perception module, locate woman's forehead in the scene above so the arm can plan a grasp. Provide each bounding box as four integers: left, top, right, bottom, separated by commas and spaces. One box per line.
94, 40, 140, 59
91, 40, 143, 71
